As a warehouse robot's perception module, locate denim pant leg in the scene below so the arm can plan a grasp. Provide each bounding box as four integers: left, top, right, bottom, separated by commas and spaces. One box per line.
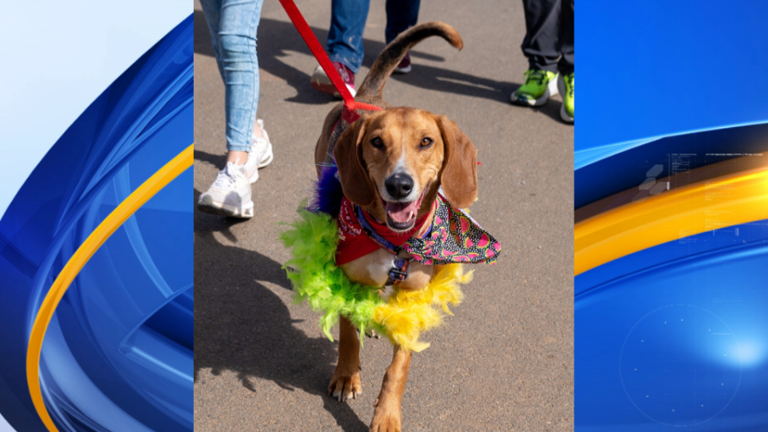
200, 0, 225, 80
385, 0, 421, 44
200, 0, 264, 153
327, 0, 370, 74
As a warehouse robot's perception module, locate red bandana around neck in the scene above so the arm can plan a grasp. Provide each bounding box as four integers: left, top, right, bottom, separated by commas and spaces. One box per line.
335, 197, 433, 265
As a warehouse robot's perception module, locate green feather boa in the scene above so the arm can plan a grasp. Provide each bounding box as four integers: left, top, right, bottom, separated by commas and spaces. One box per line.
279, 202, 386, 341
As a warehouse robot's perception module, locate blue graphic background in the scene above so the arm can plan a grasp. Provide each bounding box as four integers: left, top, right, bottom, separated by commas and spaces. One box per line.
0, 16, 192, 432
577, 0, 768, 158
576, 219, 768, 431
577, 1, 768, 430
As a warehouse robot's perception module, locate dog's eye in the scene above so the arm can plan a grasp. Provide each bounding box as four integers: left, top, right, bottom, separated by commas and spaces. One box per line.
421, 137, 434, 147
370, 137, 384, 149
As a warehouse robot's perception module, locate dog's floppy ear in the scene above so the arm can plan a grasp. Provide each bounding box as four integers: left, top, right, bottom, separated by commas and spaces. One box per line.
333, 117, 377, 207
435, 115, 478, 208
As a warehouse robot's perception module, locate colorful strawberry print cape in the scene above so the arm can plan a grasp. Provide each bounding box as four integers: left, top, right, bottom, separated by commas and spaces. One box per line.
401, 193, 500, 265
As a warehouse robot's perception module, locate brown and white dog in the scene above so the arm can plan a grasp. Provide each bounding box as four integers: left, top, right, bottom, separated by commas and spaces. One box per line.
314, 22, 477, 432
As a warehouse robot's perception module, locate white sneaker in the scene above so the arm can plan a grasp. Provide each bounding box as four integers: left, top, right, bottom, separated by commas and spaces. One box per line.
242, 119, 274, 183
310, 65, 356, 99
197, 162, 254, 218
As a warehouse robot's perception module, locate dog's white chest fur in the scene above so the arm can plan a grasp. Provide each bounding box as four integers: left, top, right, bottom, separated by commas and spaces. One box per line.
364, 249, 396, 286
340, 248, 434, 291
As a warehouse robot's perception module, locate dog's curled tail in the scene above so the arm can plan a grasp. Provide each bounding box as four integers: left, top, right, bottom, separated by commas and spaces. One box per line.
357, 22, 463, 100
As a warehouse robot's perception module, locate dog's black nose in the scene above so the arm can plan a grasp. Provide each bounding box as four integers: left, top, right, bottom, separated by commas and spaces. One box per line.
385, 173, 414, 199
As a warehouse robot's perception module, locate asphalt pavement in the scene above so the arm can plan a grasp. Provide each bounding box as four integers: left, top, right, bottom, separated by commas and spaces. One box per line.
194, 0, 574, 430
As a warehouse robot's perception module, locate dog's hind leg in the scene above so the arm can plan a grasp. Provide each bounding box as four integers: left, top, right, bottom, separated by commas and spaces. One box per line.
370, 346, 412, 432
328, 316, 363, 402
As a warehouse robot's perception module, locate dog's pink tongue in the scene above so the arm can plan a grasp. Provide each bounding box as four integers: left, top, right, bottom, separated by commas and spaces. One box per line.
386, 200, 419, 223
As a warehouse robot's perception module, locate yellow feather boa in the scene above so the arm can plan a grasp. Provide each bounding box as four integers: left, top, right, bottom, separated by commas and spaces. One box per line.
374, 264, 472, 352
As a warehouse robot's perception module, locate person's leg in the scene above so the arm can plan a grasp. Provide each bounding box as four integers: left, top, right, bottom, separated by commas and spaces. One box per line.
199, 0, 225, 80
557, 0, 573, 75
384, 0, 420, 44
217, 0, 264, 163
383, 0, 420, 74
327, 0, 370, 74
557, 0, 574, 123
512, 0, 562, 106
311, 0, 369, 97
200, 0, 267, 163
198, 0, 266, 218
520, 0, 561, 73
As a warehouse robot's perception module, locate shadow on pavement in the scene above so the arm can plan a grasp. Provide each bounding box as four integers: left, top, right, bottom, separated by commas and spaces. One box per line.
193, 150, 227, 174
512, 98, 565, 124
194, 11, 518, 105
194, 191, 369, 431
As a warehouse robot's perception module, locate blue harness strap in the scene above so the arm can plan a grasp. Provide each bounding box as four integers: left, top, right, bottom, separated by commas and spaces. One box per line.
355, 205, 402, 253
388, 258, 410, 285
354, 205, 413, 285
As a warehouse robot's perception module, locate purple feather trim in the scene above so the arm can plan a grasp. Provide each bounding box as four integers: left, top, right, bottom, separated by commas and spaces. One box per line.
312, 164, 344, 216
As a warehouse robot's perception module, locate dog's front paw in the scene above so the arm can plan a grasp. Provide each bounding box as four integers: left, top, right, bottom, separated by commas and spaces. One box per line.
328, 370, 362, 402
369, 398, 402, 432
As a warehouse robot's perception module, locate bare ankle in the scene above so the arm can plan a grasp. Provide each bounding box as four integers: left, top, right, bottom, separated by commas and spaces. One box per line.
253, 122, 264, 139
226, 150, 248, 165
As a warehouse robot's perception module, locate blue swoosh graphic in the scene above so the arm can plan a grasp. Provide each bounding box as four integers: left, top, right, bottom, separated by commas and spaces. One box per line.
0, 15, 192, 432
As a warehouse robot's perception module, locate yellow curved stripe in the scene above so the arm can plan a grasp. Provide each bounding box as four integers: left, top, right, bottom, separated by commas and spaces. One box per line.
575, 167, 768, 276
26, 144, 193, 432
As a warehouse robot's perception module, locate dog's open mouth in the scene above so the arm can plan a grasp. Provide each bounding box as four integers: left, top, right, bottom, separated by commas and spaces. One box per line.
383, 190, 426, 231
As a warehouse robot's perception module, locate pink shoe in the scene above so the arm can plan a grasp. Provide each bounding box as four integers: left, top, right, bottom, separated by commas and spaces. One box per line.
393, 52, 412, 74
310, 61, 356, 98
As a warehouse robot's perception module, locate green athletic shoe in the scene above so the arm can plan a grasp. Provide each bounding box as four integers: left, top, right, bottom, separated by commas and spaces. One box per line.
558, 72, 574, 123
511, 69, 559, 106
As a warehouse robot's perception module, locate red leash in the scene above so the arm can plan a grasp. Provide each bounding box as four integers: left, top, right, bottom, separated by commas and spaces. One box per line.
278, 0, 382, 124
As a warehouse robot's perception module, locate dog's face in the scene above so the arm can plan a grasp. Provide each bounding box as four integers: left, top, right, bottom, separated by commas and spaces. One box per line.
334, 107, 478, 232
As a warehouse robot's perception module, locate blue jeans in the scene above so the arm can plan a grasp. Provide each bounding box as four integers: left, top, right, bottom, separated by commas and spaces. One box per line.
327, 0, 421, 74
200, 0, 264, 152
